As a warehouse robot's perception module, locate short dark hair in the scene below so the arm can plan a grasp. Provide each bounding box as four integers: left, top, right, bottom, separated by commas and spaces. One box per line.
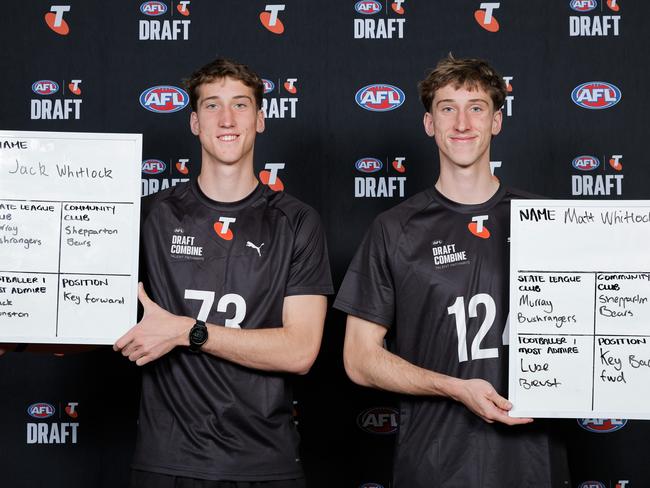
418, 54, 506, 112
184, 58, 264, 111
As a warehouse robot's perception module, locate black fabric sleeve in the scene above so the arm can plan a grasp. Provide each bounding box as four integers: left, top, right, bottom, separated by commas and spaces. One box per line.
333, 217, 395, 328
285, 207, 334, 296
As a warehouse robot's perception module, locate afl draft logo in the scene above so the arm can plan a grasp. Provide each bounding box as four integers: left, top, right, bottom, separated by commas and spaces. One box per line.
572, 156, 600, 171
32, 80, 59, 96
140, 86, 189, 113
357, 407, 399, 434
355, 84, 405, 112
142, 159, 166, 175
578, 418, 628, 433
140, 1, 167, 15
571, 82, 621, 110
570, 0, 597, 11
355, 0, 382, 14
27, 403, 55, 419
355, 158, 383, 174
262, 79, 275, 94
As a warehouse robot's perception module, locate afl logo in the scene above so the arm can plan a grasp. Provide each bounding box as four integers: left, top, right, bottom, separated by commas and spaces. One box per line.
262, 79, 275, 94
570, 0, 597, 12
32, 80, 59, 96
142, 159, 166, 175
572, 155, 600, 171
355, 157, 383, 174
355, 0, 382, 14
27, 403, 55, 419
578, 482, 606, 488
578, 418, 628, 433
571, 82, 621, 110
140, 86, 189, 113
140, 1, 167, 16
355, 84, 405, 112
360, 484, 384, 488
357, 407, 398, 434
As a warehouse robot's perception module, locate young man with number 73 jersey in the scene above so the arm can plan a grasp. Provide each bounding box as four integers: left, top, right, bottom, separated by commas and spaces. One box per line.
114, 58, 333, 488
334, 55, 570, 488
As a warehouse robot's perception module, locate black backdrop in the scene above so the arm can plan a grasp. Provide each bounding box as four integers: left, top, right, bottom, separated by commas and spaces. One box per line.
0, 2, 647, 487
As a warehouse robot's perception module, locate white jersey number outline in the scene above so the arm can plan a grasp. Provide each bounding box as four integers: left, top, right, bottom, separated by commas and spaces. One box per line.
184, 289, 246, 329
447, 293, 502, 363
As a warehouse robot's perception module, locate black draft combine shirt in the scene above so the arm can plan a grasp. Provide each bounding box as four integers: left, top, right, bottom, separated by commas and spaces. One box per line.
334, 185, 569, 488
132, 180, 333, 481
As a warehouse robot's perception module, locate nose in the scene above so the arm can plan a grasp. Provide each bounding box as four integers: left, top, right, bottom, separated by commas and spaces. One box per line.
454, 109, 468, 132
219, 106, 235, 127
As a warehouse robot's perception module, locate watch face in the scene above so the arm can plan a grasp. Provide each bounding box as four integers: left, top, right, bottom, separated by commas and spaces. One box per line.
190, 325, 208, 345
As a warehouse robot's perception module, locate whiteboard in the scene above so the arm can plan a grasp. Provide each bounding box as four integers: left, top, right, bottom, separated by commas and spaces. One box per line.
509, 199, 650, 419
0, 130, 142, 345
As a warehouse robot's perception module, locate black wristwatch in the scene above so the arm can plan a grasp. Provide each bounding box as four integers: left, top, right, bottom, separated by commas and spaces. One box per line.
188, 320, 208, 352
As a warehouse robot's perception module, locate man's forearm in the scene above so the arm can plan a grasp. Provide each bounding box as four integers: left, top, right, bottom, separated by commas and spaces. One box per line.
198, 323, 320, 374
344, 338, 461, 398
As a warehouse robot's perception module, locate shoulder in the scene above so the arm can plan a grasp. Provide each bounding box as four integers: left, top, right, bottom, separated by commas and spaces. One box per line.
502, 186, 544, 200
264, 189, 323, 232
141, 181, 192, 223
370, 187, 437, 237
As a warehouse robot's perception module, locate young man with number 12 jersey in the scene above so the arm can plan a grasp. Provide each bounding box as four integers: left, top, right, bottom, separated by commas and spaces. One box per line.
335, 55, 570, 487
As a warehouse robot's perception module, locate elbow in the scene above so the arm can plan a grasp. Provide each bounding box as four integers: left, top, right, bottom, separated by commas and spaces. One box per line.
343, 347, 371, 387
295, 366, 311, 376
293, 361, 312, 376
290, 349, 318, 375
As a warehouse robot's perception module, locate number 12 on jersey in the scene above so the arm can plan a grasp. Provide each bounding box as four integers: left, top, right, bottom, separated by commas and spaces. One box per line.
447, 293, 508, 362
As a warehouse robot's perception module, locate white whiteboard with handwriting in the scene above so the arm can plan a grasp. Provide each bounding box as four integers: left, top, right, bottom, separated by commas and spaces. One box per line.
509, 200, 650, 419
0, 130, 142, 344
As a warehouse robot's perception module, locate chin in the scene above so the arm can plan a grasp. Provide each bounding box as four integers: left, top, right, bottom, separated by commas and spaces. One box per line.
446, 158, 481, 168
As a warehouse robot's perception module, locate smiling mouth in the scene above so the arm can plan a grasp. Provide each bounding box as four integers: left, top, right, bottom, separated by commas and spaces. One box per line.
450, 136, 476, 143
218, 135, 238, 142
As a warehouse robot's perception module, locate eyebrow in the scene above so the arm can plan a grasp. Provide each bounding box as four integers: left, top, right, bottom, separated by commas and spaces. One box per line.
436, 98, 490, 106
201, 95, 253, 103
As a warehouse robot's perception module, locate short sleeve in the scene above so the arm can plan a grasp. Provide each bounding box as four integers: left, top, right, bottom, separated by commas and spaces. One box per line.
285, 207, 334, 296
333, 217, 395, 328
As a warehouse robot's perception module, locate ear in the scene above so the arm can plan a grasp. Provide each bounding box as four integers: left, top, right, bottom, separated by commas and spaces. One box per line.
190, 111, 199, 136
256, 108, 265, 134
423, 112, 435, 137
491, 109, 503, 136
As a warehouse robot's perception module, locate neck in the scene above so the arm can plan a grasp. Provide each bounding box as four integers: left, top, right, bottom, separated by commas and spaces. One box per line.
197, 156, 258, 202
435, 160, 499, 205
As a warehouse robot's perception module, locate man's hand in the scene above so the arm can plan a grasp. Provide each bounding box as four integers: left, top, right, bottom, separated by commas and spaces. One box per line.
451, 378, 533, 425
113, 283, 193, 366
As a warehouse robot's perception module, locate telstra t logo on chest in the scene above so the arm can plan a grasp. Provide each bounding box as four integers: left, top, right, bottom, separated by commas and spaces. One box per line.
468, 215, 490, 239
214, 217, 236, 241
